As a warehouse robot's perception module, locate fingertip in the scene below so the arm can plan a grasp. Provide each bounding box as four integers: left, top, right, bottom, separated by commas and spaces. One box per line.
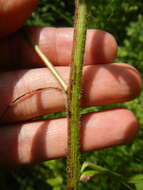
84, 30, 118, 64
114, 63, 142, 99
119, 109, 139, 143
81, 108, 139, 152
54, 28, 118, 65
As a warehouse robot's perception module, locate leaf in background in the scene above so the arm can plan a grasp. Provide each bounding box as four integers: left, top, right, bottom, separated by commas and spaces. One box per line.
80, 170, 102, 181
80, 162, 134, 190
128, 174, 143, 190
80, 162, 109, 174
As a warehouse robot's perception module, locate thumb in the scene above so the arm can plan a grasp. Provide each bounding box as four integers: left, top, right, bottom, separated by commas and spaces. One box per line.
0, 0, 38, 38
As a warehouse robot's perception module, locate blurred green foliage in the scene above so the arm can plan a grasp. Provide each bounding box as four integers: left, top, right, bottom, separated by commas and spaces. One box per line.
1, 0, 143, 189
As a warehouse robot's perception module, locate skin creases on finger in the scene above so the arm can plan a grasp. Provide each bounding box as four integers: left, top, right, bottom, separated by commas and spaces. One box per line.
0, 63, 141, 123
0, 28, 117, 69
0, 108, 138, 168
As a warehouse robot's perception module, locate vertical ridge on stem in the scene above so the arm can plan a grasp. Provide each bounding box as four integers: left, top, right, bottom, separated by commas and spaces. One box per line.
67, 0, 90, 189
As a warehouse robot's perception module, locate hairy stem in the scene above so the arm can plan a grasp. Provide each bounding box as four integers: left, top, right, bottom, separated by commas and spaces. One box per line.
67, 0, 90, 189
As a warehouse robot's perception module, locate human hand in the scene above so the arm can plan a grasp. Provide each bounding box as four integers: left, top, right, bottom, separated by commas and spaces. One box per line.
0, 0, 142, 169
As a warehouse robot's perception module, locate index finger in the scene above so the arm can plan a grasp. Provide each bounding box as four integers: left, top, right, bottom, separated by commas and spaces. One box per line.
0, 28, 117, 69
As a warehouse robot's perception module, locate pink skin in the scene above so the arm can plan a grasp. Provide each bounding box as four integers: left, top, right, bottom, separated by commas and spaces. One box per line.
0, 64, 141, 123
0, 28, 117, 69
0, 0, 142, 168
0, 109, 138, 169
0, 0, 38, 37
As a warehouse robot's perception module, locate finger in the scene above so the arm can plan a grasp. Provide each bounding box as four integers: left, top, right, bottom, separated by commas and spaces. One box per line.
0, 108, 138, 168
0, 28, 117, 69
0, 63, 141, 123
0, 0, 38, 37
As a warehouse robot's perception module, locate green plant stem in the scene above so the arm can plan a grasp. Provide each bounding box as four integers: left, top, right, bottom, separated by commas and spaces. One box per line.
67, 0, 90, 190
